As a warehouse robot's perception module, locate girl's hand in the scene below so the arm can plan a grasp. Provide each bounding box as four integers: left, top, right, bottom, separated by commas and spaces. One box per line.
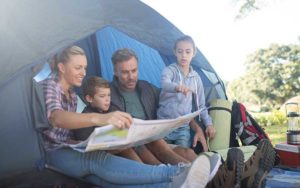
175, 84, 192, 96
192, 128, 208, 152
205, 125, 216, 139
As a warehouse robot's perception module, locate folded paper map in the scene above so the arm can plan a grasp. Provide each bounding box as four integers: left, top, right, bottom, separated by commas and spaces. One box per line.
67, 110, 202, 152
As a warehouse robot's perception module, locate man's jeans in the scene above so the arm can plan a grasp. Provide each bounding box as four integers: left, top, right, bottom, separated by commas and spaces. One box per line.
46, 148, 187, 187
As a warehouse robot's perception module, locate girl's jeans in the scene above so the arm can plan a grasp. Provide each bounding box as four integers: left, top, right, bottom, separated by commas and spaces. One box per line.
46, 148, 186, 187
165, 125, 191, 148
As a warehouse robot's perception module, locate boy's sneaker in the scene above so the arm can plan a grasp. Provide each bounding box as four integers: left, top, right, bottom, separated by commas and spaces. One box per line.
241, 139, 276, 188
180, 155, 210, 188
206, 148, 244, 188
207, 153, 222, 181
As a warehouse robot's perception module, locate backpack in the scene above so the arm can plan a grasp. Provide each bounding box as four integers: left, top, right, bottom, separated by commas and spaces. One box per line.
230, 101, 270, 147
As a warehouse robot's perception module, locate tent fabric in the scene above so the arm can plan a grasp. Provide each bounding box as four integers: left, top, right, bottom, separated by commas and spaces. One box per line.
0, 0, 184, 87
95, 26, 225, 101
0, 69, 42, 179
97, 26, 166, 87
0, 0, 218, 87
0, 0, 226, 181
75, 35, 101, 78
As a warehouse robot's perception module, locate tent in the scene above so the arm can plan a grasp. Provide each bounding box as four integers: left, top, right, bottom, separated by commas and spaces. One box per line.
0, 0, 226, 186
280, 95, 300, 114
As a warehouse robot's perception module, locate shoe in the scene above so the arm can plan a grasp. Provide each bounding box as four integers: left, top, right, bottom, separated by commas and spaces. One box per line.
206, 148, 244, 188
181, 155, 210, 188
241, 139, 276, 188
207, 153, 222, 181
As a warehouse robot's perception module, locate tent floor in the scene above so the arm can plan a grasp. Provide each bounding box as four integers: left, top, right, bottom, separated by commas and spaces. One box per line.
0, 169, 95, 188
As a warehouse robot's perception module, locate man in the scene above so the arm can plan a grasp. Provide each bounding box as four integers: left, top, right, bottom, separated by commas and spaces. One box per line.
109, 48, 196, 164
109, 48, 276, 187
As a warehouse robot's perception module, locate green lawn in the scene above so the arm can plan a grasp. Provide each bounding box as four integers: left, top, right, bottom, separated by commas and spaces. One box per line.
251, 111, 287, 146
263, 125, 286, 146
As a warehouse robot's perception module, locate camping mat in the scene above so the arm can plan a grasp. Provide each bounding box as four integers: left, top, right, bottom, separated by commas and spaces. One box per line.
265, 167, 300, 188
208, 99, 232, 151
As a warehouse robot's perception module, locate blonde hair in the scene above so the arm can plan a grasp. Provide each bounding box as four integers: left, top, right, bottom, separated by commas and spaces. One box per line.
50, 45, 85, 72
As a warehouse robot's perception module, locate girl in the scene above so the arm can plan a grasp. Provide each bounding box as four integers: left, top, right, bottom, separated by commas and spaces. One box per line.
157, 35, 216, 150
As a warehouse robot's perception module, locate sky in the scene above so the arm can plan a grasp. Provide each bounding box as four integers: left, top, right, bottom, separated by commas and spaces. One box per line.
142, 0, 300, 81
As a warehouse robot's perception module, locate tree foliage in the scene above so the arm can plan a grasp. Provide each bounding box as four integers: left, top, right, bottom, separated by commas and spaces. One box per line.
234, 0, 273, 19
227, 44, 300, 109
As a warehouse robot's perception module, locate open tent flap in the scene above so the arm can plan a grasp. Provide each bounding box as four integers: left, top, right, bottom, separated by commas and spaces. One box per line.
81, 26, 226, 102
96, 26, 166, 87
33, 26, 226, 102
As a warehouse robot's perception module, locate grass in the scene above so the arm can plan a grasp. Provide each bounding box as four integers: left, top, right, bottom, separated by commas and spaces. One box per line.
263, 125, 287, 146
251, 111, 288, 146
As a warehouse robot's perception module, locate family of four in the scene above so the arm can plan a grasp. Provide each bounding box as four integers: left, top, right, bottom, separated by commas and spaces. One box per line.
41, 35, 276, 187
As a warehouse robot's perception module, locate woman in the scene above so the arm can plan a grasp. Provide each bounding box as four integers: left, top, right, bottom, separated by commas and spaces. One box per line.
41, 45, 211, 188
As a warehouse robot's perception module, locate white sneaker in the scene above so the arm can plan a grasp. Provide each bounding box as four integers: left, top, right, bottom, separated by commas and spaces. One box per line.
181, 155, 210, 188
207, 153, 222, 181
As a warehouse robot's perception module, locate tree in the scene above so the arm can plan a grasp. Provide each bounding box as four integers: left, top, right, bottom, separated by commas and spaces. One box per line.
234, 0, 274, 19
228, 44, 300, 109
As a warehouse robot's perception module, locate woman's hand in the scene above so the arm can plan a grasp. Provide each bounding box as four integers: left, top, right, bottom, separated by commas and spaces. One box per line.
97, 111, 133, 129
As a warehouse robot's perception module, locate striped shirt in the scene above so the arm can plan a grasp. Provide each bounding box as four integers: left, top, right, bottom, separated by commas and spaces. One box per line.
42, 74, 77, 150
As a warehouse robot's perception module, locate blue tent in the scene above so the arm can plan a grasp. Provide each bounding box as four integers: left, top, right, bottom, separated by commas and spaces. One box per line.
0, 0, 226, 186
85, 26, 226, 99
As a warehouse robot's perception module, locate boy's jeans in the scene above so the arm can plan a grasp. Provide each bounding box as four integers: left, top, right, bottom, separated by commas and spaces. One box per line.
46, 148, 186, 187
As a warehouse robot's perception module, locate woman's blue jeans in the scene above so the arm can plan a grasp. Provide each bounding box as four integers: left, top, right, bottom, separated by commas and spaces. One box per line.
46, 148, 186, 187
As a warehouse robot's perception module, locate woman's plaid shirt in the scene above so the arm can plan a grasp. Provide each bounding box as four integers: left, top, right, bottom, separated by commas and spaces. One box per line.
42, 75, 77, 150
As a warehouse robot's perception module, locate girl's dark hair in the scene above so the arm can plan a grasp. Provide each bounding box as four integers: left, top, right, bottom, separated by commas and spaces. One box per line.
173, 35, 196, 51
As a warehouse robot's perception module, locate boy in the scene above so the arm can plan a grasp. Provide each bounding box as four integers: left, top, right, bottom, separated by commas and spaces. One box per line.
73, 76, 142, 162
